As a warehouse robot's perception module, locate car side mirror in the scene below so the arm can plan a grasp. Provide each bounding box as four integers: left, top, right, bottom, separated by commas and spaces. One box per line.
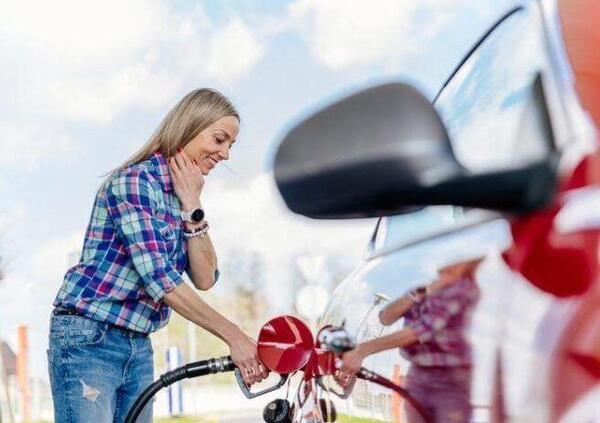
273, 81, 557, 219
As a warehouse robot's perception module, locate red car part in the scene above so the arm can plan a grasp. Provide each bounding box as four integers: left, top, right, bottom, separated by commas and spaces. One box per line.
255, 316, 432, 422
126, 315, 432, 422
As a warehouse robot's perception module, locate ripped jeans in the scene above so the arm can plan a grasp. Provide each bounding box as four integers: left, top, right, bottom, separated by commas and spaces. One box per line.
47, 313, 154, 423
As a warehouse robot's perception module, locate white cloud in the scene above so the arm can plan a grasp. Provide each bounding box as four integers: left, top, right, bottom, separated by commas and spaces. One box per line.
0, 202, 29, 272
206, 18, 265, 83
0, 0, 265, 168
0, 122, 82, 171
0, 201, 27, 231
202, 173, 376, 312
287, 0, 483, 70
30, 231, 84, 283
0, 226, 83, 289
204, 173, 373, 258
1, 0, 182, 122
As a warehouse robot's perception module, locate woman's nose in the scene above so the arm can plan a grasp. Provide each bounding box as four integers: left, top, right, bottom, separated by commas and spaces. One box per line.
218, 146, 230, 161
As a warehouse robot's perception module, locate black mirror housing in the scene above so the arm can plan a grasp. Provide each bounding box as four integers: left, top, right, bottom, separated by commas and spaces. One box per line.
273, 82, 557, 219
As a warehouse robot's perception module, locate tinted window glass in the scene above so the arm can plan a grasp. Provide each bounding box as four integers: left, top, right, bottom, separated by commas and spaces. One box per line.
373, 207, 461, 250
436, 7, 555, 172
373, 6, 557, 253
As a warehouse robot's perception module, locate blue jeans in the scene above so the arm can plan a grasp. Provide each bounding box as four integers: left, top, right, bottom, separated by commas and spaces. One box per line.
47, 313, 154, 423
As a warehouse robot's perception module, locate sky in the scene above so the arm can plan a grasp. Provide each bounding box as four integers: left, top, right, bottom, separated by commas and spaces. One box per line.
0, 0, 516, 379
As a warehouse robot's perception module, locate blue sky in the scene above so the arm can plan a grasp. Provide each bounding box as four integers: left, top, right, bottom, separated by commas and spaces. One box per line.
0, 0, 515, 378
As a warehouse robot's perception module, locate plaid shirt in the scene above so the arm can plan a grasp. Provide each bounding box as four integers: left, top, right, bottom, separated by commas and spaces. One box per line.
401, 277, 480, 367
54, 151, 203, 334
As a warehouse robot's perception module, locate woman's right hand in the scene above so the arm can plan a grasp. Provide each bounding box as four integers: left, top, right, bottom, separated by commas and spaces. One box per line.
228, 330, 269, 386
169, 148, 205, 210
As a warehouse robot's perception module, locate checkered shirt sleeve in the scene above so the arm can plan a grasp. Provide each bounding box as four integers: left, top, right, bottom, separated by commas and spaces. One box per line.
407, 280, 479, 344
105, 170, 185, 302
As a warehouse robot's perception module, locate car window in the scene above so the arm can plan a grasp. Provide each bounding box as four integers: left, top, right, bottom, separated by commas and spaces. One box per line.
436, 6, 557, 172
373, 207, 460, 250
371, 5, 559, 254
372, 207, 497, 253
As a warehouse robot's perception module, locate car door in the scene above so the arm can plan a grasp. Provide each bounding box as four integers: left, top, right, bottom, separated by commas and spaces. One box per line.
320, 1, 576, 421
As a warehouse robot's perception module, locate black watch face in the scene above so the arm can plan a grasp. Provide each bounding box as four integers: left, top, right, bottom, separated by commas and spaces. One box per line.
191, 208, 205, 223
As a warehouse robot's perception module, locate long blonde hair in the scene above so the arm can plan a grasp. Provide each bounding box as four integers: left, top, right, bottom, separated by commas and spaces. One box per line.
101, 88, 239, 186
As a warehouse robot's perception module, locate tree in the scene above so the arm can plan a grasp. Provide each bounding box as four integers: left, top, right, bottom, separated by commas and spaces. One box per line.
222, 249, 267, 335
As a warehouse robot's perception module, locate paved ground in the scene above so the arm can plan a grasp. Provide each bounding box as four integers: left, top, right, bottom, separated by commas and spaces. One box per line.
215, 413, 260, 423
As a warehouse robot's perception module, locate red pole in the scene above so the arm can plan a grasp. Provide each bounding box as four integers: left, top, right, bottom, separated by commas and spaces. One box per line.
17, 325, 30, 422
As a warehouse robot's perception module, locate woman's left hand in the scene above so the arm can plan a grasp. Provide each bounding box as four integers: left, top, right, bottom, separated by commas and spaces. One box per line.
169, 148, 205, 209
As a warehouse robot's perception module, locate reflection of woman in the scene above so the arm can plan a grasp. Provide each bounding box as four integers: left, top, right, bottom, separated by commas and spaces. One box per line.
47, 89, 267, 423
337, 258, 481, 422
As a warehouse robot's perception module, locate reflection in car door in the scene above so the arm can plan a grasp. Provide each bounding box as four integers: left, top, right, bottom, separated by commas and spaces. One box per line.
320, 2, 574, 421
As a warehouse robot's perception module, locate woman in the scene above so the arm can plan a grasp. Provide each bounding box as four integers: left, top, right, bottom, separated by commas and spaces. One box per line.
47, 88, 267, 423
336, 258, 482, 422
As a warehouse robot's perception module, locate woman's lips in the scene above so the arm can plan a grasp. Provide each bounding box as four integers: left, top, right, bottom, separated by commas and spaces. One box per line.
206, 157, 218, 169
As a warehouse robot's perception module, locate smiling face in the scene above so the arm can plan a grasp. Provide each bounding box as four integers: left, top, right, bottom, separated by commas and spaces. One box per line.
183, 115, 239, 175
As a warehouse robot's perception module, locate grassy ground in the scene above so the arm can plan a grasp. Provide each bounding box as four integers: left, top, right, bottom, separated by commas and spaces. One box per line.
338, 415, 387, 423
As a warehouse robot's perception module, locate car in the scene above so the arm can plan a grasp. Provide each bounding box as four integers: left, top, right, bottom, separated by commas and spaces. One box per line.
272, 0, 600, 421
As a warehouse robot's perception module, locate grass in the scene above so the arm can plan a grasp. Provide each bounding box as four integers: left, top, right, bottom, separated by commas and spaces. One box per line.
338, 415, 387, 423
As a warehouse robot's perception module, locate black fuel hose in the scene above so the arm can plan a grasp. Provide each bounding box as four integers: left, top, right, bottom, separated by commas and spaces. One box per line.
124, 356, 235, 423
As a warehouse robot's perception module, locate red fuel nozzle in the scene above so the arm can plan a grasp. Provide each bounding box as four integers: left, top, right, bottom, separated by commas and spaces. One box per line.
126, 315, 432, 423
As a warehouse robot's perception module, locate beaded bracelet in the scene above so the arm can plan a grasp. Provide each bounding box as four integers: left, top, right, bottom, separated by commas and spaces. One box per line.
182, 221, 209, 239
183, 228, 208, 239
183, 220, 208, 233
183, 223, 209, 234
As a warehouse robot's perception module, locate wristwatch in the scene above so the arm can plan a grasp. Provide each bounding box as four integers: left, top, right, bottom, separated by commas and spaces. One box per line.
181, 207, 205, 224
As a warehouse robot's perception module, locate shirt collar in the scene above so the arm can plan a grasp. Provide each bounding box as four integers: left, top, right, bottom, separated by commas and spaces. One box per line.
148, 151, 173, 192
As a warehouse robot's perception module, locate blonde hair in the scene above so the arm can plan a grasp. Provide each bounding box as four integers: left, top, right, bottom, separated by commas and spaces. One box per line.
100, 88, 239, 186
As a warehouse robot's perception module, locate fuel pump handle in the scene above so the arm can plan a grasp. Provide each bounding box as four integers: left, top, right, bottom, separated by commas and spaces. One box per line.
234, 369, 289, 399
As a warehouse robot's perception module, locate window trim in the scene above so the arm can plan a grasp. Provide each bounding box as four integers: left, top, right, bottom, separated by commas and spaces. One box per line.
366, 211, 500, 261
368, 6, 525, 257
432, 6, 525, 104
